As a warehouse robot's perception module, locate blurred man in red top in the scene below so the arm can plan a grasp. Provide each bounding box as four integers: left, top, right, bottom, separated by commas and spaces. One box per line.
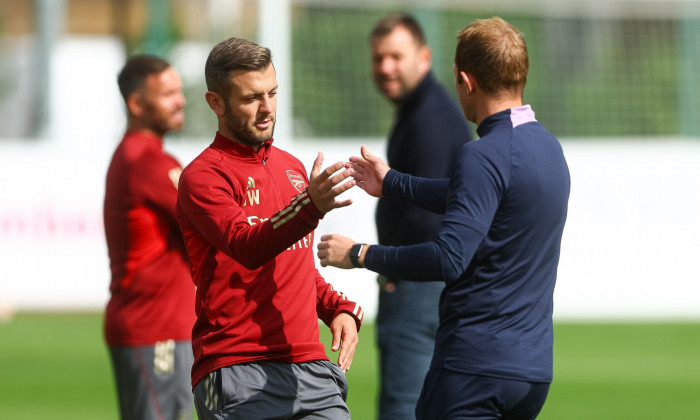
104, 55, 195, 420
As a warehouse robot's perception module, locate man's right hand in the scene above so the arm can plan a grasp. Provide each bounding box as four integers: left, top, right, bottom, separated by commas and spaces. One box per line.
307, 152, 355, 213
348, 145, 390, 198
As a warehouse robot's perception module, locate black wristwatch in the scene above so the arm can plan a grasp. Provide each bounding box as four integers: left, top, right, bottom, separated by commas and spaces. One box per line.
349, 243, 365, 268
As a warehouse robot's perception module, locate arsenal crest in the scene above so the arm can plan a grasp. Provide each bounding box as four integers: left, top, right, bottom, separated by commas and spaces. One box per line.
286, 170, 306, 192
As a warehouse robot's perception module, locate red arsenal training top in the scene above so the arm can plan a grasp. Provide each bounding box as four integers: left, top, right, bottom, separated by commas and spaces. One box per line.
177, 133, 364, 387
104, 131, 196, 346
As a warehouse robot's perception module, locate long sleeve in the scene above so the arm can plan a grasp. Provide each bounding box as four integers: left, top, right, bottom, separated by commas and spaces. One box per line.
382, 169, 450, 214
314, 269, 364, 330
366, 144, 504, 283
177, 163, 323, 270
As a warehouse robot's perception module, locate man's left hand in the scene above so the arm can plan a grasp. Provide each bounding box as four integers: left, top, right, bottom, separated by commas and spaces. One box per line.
329, 312, 358, 371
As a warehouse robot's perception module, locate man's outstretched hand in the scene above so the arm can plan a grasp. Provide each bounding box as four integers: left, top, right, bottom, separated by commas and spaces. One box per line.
347, 145, 390, 198
308, 152, 355, 213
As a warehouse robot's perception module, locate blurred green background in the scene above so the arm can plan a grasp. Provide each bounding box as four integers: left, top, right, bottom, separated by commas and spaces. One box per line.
2, 2, 700, 419
3, 0, 700, 139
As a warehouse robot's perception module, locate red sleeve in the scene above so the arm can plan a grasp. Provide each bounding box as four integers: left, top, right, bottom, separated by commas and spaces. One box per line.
177, 164, 324, 270
315, 269, 364, 331
137, 151, 182, 221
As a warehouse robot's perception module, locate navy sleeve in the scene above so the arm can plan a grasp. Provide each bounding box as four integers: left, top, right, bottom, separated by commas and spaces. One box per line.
366, 143, 505, 282
382, 169, 451, 214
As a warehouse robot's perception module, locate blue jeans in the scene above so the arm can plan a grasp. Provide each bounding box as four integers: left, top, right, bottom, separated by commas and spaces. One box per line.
376, 276, 443, 420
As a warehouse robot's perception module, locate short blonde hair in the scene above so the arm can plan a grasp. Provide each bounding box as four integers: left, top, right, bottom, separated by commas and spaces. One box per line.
455, 17, 528, 95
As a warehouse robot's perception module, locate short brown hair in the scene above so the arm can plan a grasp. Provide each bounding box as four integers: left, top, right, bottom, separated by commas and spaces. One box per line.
205, 37, 272, 97
370, 12, 426, 47
117, 55, 170, 102
455, 17, 528, 95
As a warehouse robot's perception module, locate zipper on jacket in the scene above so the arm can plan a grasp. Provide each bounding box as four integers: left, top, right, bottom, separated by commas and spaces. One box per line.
262, 159, 284, 208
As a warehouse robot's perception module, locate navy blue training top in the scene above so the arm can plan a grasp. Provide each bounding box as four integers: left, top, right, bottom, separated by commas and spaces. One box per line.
364, 105, 571, 382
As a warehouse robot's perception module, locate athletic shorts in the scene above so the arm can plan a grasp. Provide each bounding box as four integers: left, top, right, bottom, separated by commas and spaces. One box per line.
108, 340, 194, 420
193, 360, 350, 420
416, 368, 550, 420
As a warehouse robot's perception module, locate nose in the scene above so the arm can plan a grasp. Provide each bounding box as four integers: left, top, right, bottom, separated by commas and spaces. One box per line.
172, 91, 185, 108
378, 57, 394, 75
259, 95, 274, 114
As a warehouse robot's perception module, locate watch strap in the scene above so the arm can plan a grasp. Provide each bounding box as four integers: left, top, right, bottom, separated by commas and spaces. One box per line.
349, 243, 365, 268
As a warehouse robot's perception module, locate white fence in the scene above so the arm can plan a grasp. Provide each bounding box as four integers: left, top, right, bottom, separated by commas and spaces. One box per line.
2, 136, 700, 322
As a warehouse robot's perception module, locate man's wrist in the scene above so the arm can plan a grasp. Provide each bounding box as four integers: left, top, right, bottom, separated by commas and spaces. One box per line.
349, 243, 366, 268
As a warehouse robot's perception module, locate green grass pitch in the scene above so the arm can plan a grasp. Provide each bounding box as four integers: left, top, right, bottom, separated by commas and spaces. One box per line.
1, 313, 699, 419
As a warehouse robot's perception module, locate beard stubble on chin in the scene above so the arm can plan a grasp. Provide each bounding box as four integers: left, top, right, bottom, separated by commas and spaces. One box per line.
224, 109, 276, 148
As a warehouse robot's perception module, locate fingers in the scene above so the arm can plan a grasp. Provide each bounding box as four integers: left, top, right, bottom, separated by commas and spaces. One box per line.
331, 325, 341, 352
310, 160, 354, 193
329, 314, 359, 371
316, 234, 356, 269
337, 327, 358, 371
328, 166, 355, 187
317, 235, 329, 267
327, 198, 353, 211
312, 160, 348, 183
316, 234, 333, 267
308, 158, 356, 213
308, 147, 382, 213
328, 174, 356, 197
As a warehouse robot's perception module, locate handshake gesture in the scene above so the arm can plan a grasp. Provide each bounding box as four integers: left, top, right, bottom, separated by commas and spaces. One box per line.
307, 145, 390, 212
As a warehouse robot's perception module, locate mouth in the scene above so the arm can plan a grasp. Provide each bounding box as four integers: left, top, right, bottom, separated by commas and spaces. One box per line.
381, 79, 399, 91
255, 118, 273, 130
170, 111, 185, 125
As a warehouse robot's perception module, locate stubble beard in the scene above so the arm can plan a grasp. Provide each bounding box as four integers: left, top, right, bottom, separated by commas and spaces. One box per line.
223, 109, 275, 148
376, 77, 408, 105
145, 103, 184, 137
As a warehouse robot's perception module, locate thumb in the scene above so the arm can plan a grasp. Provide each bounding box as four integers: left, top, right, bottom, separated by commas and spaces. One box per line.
361, 145, 374, 161
310, 151, 323, 179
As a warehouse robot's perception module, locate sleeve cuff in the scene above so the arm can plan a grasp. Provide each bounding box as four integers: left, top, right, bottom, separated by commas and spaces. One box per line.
382, 169, 405, 197
334, 302, 364, 332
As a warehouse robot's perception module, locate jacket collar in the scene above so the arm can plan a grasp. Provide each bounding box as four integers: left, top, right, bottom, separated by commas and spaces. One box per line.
397, 71, 437, 116
211, 131, 273, 161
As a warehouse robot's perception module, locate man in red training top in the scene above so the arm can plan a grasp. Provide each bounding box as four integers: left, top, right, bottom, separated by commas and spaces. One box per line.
176, 37, 364, 419
104, 55, 195, 420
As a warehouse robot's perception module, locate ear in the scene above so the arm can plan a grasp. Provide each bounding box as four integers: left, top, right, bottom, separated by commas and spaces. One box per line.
126, 92, 144, 118
460, 71, 476, 94
418, 45, 432, 74
205, 91, 226, 117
